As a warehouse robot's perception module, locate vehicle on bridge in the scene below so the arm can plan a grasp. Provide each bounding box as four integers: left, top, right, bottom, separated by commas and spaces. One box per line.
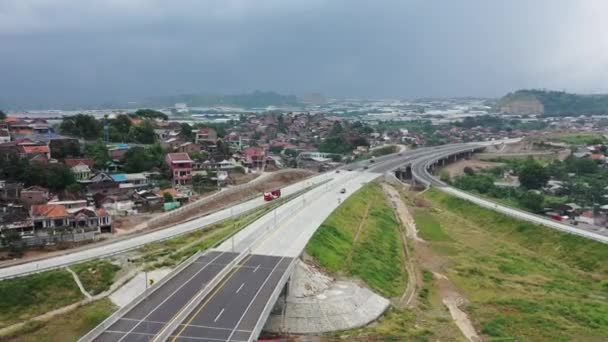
264, 189, 282, 201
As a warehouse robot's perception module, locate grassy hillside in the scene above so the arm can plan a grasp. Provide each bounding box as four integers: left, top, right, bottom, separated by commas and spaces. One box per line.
4, 299, 116, 342
306, 183, 407, 298
0, 270, 84, 329
416, 188, 608, 341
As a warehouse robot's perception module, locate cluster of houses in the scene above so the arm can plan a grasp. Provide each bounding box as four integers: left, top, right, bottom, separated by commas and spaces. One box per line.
0, 111, 396, 241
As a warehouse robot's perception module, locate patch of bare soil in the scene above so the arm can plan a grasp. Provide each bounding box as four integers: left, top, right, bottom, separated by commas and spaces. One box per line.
441, 159, 503, 178
113, 213, 160, 235
410, 200, 481, 342
230, 172, 259, 185
381, 183, 421, 308
147, 169, 315, 229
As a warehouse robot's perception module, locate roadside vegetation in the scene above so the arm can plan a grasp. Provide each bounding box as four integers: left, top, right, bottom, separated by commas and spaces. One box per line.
306, 183, 406, 298
548, 132, 605, 145
71, 259, 122, 295
445, 155, 608, 214
140, 184, 322, 270
0, 270, 84, 329
413, 188, 608, 341
3, 299, 116, 342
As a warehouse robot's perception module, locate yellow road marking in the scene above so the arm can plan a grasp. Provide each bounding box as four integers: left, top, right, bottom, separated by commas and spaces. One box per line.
170, 254, 254, 341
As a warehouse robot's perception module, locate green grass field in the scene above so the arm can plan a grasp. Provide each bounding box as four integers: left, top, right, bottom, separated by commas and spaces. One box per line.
548, 132, 605, 145
3, 299, 116, 342
71, 259, 121, 295
0, 270, 84, 329
415, 189, 608, 341
306, 183, 406, 298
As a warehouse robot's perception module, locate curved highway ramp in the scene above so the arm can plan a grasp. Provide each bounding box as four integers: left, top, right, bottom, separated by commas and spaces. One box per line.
82, 168, 383, 342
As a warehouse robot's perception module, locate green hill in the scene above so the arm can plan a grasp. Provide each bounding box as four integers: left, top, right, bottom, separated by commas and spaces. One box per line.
498, 89, 608, 116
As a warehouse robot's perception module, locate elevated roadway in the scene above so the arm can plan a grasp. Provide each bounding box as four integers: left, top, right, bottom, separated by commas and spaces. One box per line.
407, 143, 608, 244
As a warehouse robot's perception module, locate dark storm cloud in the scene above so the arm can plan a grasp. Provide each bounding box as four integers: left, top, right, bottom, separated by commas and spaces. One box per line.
0, 0, 606, 108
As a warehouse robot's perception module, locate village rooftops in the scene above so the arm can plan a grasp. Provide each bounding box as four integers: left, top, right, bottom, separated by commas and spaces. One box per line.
166, 152, 193, 163
31, 204, 68, 218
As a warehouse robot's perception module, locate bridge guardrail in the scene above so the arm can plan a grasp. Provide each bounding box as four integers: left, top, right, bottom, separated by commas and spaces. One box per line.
248, 258, 297, 341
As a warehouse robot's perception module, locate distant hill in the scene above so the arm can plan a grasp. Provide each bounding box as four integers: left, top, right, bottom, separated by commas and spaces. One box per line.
497, 89, 608, 116
146, 91, 301, 109
299, 93, 327, 105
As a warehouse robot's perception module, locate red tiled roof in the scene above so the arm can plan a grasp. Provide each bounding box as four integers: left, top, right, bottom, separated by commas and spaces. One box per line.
96, 208, 109, 216
197, 127, 216, 133
158, 188, 180, 198
3, 116, 21, 123
166, 152, 192, 162
64, 158, 93, 168
21, 145, 50, 154
243, 147, 265, 157
31, 204, 68, 218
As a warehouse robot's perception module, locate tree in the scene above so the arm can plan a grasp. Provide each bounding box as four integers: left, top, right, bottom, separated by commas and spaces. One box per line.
463, 166, 475, 176
59, 114, 102, 139
518, 191, 545, 213
439, 170, 451, 183
269, 145, 283, 154
518, 162, 549, 189
109, 114, 132, 142
129, 120, 156, 144
351, 137, 369, 147
163, 192, 174, 203
180, 123, 194, 142
0, 110, 6, 120
85, 139, 110, 170
50, 140, 81, 160
134, 109, 168, 121
66, 183, 81, 194
319, 137, 352, 154
158, 179, 172, 189
1, 230, 23, 257
45, 164, 76, 191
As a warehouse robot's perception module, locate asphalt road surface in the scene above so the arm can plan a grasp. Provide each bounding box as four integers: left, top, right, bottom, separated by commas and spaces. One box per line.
169, 254, 292, 342
0, 171, 331, 280
93, 251, 238, 342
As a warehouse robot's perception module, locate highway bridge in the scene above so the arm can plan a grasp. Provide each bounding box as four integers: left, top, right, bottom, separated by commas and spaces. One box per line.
0, 139, 596, 342
81, 140, 606, 341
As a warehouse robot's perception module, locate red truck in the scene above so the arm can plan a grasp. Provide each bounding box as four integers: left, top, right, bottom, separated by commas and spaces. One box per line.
263, 189, 281, 201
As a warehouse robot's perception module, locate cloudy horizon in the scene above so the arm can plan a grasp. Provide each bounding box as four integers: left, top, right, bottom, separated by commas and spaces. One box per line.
1, 0, 608, 108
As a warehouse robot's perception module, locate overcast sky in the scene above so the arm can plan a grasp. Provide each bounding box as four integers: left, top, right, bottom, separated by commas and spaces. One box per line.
1, 0, 608, 108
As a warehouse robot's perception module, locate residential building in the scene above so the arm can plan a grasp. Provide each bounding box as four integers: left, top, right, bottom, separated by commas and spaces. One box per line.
195, 127, 218, 144
18, 144, 51, 161
242, 147, 266, 169
80, 172, 120, 196
31, 204, 69, 230
176, 142, 201, 154
165, 153, 193, 185
65, 158, 93, 180
20, 186, 50, 208
0, 129, 10, 143
110, 173, 149, 189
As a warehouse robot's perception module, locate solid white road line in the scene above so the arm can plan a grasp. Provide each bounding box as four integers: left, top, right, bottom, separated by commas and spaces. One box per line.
213, 308, 225, 322
225, 257, 285, 342
115, 252, 227, 342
